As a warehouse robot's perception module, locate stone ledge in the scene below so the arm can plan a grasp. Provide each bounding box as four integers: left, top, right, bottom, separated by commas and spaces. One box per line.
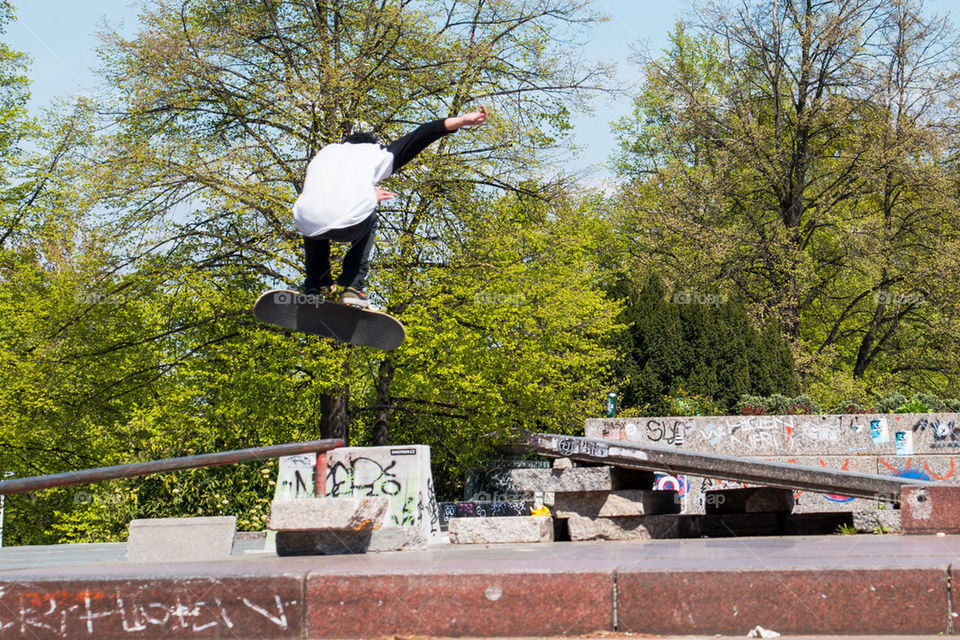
448, 516, 554, 544
268, 497, 388, 531
552, 490, 680, 518
126, 516, 235, 563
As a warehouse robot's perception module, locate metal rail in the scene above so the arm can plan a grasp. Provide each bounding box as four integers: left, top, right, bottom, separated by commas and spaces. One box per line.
0, 439, 343, 495
530, 433, 935, 503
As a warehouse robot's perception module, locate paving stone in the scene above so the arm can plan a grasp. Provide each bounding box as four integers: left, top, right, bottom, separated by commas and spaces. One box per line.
510, 466, 653, 492
448, 516, 554, 544
267, 497, 388, 531
901, 484, 960, 534
126, 516, 235, 563
566, 513, 680, 540
305, 571, 614, 638
276, 526, 424, 555
705, 487, 794, 514
618, 567, 949, 635
552, 490, 680, 518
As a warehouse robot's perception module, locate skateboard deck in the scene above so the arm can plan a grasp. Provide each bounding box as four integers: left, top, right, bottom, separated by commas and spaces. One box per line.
253, 289, 406, 350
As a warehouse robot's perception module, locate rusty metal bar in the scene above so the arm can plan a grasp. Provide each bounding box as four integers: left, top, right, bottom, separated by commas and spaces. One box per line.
531, 433, 935, 503
0, 439, 343, 495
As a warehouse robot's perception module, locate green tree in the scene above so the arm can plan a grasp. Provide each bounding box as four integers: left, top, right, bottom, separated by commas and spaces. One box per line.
0, 0, 615, 542
612, 0, 960, 395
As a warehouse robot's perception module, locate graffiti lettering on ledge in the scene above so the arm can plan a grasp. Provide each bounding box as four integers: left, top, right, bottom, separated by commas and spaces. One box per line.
0, 587, 297, 637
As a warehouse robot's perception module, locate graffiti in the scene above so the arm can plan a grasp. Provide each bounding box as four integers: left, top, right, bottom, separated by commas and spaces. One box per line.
644, 419, 689, 445
437, 501, 532, 526
912, 418, 960, 448
0, 587, 297, 637
879, 456, 955, 482
653, 473, 689, 498
275, 454, 316, 500
327, 457, 402, 498
326, 447, 441, 539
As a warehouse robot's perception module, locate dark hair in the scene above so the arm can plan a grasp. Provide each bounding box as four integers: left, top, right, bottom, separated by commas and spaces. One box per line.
343, 131, 380, 145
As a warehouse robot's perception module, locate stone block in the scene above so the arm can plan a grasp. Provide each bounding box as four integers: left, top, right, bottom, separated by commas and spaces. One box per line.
705, 487, 794, 514
618, 567, 949, 635
510, 466, 653, 493
438, 501, 534, 527
901, 484, 960, 534
566, 513, 680, 541
852, 507, 901, 533
448, 516, 554, 544
325, 445, 442, 541
268, 497, 388, 531
552, 490, 679, 518
276, 526, 424, 555
126, 516, 236, 563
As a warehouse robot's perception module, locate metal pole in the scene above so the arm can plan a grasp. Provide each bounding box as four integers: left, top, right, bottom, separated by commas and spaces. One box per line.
0, 439, 343, 496
0, 471, 14, 547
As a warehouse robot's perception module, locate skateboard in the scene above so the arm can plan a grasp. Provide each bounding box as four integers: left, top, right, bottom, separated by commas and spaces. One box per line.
253, 289, 406, 350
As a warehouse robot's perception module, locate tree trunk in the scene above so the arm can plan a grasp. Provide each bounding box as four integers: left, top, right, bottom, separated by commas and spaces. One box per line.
372, 358, 396, 446
320, 387, 350, 445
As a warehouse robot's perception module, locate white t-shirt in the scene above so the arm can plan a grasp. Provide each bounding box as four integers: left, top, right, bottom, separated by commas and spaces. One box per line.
293, 143, 395, 237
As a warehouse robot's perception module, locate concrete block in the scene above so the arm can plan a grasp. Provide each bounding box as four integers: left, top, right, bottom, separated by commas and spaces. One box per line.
268, 497, 388, 531
325, 445, 442, 541
705, 487, 794, 514
276, 526, 424, 555
552, 490, 679, 518
274, 452, 318, 500
566, 513, 680, 541
553, 457, 573, 469
448, 516, 554, 544
852, 508, 901, 534
510, 466, 653, 493
126, 516, 235, 563
902, 485, 960, 534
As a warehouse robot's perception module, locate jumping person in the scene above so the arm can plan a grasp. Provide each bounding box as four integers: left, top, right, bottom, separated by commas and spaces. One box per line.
293, 106, 489, 308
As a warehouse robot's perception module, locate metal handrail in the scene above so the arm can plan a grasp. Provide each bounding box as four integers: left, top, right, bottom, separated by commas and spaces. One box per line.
0, 439, 343, 495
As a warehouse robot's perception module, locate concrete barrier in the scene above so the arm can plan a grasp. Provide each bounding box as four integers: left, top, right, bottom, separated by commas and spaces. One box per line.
586, 413, 960, 518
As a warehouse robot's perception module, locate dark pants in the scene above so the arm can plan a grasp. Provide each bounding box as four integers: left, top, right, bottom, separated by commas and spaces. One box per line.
302, 212, 379, 292
301, 119, 450, 293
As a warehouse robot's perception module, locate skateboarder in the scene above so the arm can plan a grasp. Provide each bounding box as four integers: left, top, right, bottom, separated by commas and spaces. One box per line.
294, 106, 489, 308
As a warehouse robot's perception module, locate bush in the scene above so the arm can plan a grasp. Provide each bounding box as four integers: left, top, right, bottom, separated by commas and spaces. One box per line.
875, 392, 908, 413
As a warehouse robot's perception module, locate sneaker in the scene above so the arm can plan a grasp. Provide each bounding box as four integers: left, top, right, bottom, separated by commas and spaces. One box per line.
304, 285, 335, 299
341, 286, 378, 310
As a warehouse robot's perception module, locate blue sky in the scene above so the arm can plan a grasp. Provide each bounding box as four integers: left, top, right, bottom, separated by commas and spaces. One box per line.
5, 1, 956, 180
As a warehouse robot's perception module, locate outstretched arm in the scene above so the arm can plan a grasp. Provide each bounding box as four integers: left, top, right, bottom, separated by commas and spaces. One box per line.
386, 105, 490, 173
444, 105, 489, 131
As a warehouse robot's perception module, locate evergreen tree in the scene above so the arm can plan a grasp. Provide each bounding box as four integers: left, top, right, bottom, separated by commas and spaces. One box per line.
613, 274, 799, 413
